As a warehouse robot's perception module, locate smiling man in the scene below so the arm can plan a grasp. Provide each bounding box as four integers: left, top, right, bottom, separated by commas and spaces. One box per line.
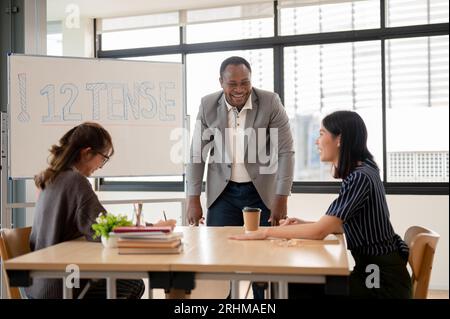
186, 56, 295, 298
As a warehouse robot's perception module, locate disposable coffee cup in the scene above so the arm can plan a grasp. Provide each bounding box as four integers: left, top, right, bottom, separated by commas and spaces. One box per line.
243, 207, 261, 233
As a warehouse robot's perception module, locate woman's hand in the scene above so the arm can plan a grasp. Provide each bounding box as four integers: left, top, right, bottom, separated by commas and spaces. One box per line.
153, 219, 177, 230
279, 217, 304, 226
228, 230, 267, 240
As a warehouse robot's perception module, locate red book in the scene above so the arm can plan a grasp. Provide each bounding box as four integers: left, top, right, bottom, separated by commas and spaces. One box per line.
113, 226, 172, 233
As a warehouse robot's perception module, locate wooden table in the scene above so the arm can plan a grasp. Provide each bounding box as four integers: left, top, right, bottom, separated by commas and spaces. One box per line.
5, 226, 350, 299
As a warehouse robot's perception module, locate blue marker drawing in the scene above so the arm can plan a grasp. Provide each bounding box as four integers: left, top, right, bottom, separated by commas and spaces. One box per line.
41, 84, 61, 122
17, 73, 31, 122
61, 83, 82, 121
124, 83, 140, 120
140, 81, 157, 119
159, 82, 176, 121
86, 82, 107, 120
107, 83, 126, 120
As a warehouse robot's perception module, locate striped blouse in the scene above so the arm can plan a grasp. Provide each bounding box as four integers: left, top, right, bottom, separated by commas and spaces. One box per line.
326, 159, 409, 258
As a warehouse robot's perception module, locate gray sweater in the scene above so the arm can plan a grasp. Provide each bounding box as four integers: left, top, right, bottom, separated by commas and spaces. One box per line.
25, 169, 106, 299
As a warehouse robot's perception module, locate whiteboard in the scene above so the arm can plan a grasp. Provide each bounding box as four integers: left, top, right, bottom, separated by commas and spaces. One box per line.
8, 54, 184, 178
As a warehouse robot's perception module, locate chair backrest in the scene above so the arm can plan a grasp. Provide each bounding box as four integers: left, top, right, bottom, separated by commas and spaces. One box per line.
0, 227, 32, 299
404, 226, 440, 299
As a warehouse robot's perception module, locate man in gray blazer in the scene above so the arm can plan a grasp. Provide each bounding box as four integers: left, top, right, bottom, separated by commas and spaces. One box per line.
186, 56, 294, 228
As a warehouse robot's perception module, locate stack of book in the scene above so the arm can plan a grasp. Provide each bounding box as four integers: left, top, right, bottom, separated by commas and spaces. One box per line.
112, 226, 183, 255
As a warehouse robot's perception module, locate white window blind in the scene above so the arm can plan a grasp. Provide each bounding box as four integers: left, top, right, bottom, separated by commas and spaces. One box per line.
387, 0, 449, 27
98, 2, 274, 33
386, 35, 449, 109
184, 2, 273, 25
284, 41, 383, 181
278, 0, 367, 8
279, 0, 379, 35
98, 12, 179, 33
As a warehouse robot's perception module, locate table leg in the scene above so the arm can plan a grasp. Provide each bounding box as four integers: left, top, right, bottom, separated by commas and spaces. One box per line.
62, 278, 73, 299
147, 278, 153, 299
278, 281, 288, 299
230, 280, 239, 299
107, 278, 117, 299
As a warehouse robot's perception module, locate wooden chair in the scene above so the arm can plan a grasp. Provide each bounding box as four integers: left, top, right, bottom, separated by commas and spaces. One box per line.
404, 226, 440, 299
0, 227, 32, 299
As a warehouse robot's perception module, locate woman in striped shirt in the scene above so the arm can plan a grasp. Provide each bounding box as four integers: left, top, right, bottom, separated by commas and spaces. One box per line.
230, 110, 412, 298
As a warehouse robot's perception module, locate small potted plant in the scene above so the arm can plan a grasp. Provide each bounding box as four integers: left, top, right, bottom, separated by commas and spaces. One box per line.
92, 212, 132, 248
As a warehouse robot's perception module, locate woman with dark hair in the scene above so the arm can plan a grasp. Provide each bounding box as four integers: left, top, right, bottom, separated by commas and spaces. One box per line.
26, 122, 174, 299
230, 111, 411, 298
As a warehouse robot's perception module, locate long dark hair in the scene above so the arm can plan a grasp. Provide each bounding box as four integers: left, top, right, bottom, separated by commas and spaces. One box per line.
322, 110, 376, 179
34, 122, 114, 189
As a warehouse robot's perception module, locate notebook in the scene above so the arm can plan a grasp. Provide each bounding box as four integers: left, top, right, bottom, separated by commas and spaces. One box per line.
117, 238, 181, 248
111, 232, 183, 240
113, 226, 172, 233
118, 243, 183, 255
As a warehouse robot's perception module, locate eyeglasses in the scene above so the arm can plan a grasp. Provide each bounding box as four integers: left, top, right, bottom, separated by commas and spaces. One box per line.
96, 151, 110, 166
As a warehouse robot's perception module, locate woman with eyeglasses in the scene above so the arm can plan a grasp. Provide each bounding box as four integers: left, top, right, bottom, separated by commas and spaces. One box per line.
230, 111, 412, 299
26, 122, 173, 299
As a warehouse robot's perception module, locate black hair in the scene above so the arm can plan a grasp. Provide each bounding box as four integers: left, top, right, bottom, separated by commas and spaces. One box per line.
322, 110, 376, 179
219, 56, 252, 78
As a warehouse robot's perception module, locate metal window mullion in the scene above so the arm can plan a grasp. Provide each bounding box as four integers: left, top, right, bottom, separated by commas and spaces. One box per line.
274, 0, 279, 37
381, 0, 388, 183
319, 6, 324, 112
274, 45, 284, 104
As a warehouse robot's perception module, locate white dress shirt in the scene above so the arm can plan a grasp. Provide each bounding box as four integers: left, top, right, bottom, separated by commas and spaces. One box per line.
225, 94, 252, 183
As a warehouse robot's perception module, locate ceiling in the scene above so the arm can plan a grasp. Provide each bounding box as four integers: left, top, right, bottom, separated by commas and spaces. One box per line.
47, 0, 271, 20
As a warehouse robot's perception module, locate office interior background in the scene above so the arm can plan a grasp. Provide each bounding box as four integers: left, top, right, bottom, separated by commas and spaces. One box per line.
1, 0, 448, 296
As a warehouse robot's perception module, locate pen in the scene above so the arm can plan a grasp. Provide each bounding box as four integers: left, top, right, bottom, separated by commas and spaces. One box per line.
163, 210, 167, 221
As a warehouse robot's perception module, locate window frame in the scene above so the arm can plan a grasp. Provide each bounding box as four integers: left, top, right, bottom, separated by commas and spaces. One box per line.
96, 1, 449, 195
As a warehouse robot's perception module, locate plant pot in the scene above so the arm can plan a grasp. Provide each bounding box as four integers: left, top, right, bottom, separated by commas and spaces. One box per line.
101, 235, 118, 248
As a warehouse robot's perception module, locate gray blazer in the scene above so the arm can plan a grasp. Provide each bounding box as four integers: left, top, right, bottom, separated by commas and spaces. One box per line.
186, 87, 295, 209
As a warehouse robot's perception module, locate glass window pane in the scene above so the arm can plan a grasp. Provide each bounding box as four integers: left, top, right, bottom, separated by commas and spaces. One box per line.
284, 41, 382, 181
47, 21, 63, 56
121, 55, 182, 63
386, 36, 449, 182
387, 0, 449, 27
101, 26, 180, 50
186, 18, 273, 43
101, 12, 179, 31
279, 0, 380, 35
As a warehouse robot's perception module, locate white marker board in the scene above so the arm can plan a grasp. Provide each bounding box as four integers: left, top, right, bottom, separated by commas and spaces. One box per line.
8, 54, 184, 178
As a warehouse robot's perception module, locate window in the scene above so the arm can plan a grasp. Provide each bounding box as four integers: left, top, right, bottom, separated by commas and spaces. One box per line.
387, 0, 449, 27
100, 12, 180, 50
279, 0, 380, 35
284, 41, 383, 181
47, 21, 63, 56
386, 35, 449, 182
96, 1, 449, 194
101, 27, 180, 50
185, 3, 274, 43
121, 55, 182, 63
